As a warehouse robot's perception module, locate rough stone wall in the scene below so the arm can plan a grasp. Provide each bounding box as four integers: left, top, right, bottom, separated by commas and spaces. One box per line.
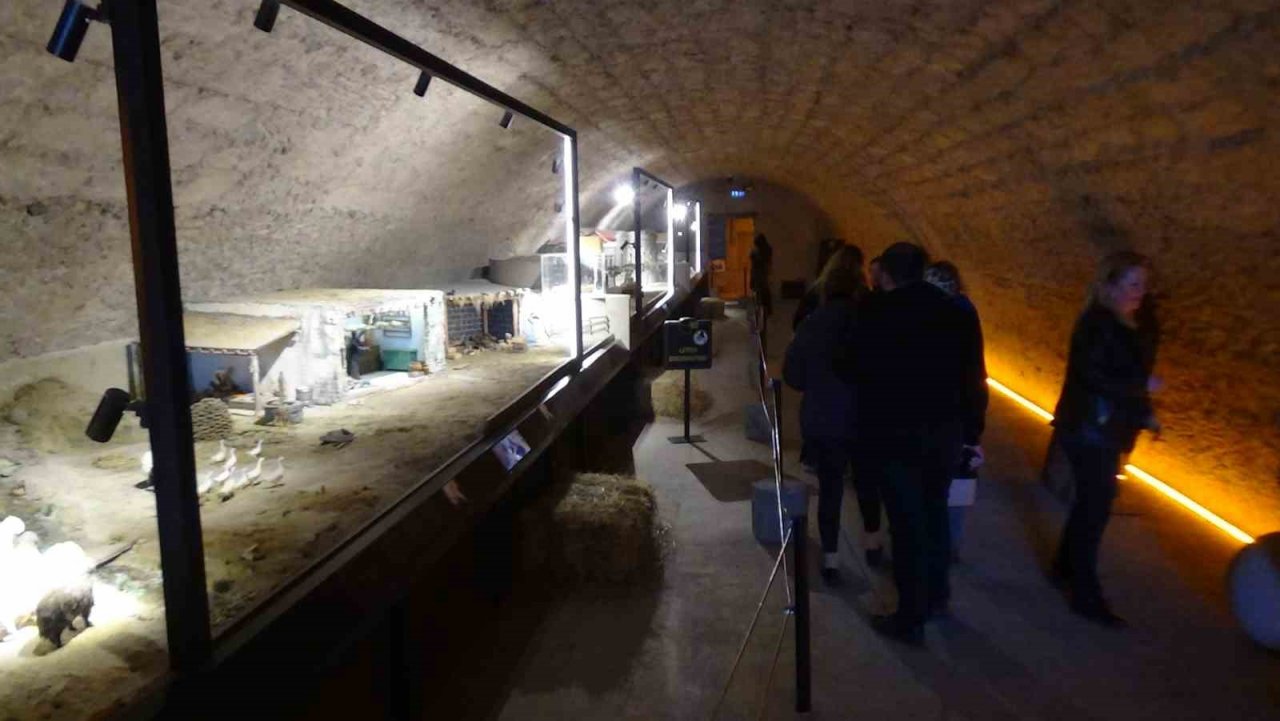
1, 0, 1277, 532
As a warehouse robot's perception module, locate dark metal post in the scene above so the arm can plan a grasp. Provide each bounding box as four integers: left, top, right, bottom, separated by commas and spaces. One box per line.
772, 378, 783, 467
108, 0, 211, 669
632, 167, 643, 313
682, 368, 691, 441
568, 135, 583, 363
387, 601, 420, 720
792, 514, 811, 712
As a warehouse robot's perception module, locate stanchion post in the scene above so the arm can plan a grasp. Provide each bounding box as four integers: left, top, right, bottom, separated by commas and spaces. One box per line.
793, 514, 811, 712
772, 378, 784, 471
682, 367, 692, 441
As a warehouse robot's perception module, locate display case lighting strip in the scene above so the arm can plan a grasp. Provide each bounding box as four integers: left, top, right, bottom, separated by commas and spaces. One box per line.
984, 377, 1255, 545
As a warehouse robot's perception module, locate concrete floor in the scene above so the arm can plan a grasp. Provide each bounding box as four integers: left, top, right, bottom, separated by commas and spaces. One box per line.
483, 303, 1280, 721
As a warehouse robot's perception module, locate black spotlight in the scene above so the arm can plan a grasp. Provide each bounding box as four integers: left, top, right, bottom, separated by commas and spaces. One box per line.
552, 156, 561, 175
413, 71, 432, 97
85, 388, 133, 443
499, 110, 514, 129
254, 0, 281, 33
47, 0, 102, 63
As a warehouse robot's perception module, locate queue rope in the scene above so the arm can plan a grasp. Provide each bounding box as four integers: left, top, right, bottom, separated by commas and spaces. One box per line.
747, 297, 791, 607
708, 521, 794, 721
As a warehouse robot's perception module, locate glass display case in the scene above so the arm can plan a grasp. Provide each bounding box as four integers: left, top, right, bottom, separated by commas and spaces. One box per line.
2, 1, 584, 716
631, 168, 677, 314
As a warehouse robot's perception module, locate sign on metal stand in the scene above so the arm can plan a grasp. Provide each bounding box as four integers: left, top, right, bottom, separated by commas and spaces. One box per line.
663, 317, 711, 444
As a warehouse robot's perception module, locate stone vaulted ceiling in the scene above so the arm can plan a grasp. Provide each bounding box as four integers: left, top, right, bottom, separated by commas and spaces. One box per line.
1, 0, 1277, 531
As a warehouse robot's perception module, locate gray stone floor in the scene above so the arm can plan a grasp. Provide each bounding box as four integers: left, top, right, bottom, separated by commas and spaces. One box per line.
491, 305, 1279, 721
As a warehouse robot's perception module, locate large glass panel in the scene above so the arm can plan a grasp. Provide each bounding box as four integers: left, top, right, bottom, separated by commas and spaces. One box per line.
2, 14, 167, 714
581, 180, 640, 348
157, 4, 576, 634
637, 179, 674, 310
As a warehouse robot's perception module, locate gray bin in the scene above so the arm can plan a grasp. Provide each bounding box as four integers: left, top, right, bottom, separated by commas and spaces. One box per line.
752, 479, 809, 545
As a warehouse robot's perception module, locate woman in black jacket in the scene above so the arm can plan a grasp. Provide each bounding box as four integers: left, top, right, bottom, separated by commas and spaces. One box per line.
1050, 251, 1160, 627
784, 262, 866, 583
793, 245, 863, 331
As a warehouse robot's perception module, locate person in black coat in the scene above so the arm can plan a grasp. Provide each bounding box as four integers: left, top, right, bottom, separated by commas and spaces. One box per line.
1050, 251, 1160, 627
852, 242, 987, 644
784, 262, 865, 583
749, 234, 774, 317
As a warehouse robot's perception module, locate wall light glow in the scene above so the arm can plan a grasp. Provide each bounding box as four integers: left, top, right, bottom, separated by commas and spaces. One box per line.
671, 202, 689, 223
984, 377, 1255, 545
613, 184, 635, 206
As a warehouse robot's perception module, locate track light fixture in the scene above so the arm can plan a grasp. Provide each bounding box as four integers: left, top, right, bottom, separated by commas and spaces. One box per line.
254, 0, 281, 33
413, 71, 431, 97
499, 110, 514, 129
46, 0, 105, 63
552, 156, 561, 175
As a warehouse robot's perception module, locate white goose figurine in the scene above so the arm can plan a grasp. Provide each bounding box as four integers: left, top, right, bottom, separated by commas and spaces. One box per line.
223, 448, 237, 473
198, 471, 217, 496
210, 439, 228, 463
245, 457, 264, 484
211, 465, 232, 485
248, 439, 264, 458
261, 457, 285, 484
224, 469, 249, 493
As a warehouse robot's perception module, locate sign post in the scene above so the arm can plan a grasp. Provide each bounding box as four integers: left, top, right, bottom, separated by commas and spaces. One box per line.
663, 317, 712, 444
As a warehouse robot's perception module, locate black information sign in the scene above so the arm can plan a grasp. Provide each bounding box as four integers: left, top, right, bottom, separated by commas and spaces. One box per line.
664, 317, 712, 370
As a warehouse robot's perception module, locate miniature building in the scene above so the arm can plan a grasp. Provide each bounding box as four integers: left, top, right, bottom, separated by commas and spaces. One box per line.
186, 289, 447, 406
184, 312, 301, 417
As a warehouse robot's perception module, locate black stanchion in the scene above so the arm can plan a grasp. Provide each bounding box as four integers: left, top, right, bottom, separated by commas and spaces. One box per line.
793, 514, 811, 713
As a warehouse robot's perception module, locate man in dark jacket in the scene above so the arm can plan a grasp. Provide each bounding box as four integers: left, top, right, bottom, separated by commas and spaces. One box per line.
852, 242, 987, 644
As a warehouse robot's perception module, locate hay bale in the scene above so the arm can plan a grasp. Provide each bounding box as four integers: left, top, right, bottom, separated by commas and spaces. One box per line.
651, 371, 711, 419
521, 473, 659, 584
699, 297, 726, 319
1, 379, 95, 452
191, 398, 233, 441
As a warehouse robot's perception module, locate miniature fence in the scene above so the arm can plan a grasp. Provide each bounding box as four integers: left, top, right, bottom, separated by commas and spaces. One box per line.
709, 297, 811, 719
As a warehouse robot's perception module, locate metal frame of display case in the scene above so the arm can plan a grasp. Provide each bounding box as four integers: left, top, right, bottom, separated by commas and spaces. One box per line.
95, 0, 584, 678
630, 167, 675, 314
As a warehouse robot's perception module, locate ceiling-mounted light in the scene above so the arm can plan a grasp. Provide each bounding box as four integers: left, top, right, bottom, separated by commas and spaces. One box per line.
499, 110, 514, 129
413, 71, 431, 97
46, 0, 104, 63
254, 0, 281, 33
612, 184, 635, 206
552, 156, 561, 175
671, 203, 689, 222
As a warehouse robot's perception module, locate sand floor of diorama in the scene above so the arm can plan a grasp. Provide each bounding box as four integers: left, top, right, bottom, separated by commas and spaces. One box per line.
0, 347, 567, 721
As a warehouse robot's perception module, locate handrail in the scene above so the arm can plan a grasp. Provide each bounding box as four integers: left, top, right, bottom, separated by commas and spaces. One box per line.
708, 296, 811, 719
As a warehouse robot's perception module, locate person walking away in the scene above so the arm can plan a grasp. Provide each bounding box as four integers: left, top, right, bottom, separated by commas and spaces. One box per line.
853, 243, 987, 644
868, 256, 888, 293
1049, 251, 1160, 628
750, 234, 774, 318
794, 245, 864, 331
784, 262, 864, 584
924, 261, 990, 559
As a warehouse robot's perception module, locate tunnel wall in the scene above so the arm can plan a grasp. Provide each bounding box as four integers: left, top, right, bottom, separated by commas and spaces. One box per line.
862, 2, 1280, 536
0, 0, 598, 368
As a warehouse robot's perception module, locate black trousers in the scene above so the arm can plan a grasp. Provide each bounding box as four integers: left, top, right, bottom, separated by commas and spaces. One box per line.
1054, 433, 1121, 604
809, 438, 850, 554
851, 451, 883, 535
879, 452, 953, 628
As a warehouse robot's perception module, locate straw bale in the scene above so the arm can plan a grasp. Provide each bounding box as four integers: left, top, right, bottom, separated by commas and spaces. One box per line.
651, 371, 711, 419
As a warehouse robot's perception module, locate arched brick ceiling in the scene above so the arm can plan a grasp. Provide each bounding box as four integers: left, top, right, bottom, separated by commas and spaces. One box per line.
1, 0, 1277, 532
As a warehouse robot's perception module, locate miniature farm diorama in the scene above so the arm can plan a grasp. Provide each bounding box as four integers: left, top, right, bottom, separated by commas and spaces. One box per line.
0, 277, 576, 719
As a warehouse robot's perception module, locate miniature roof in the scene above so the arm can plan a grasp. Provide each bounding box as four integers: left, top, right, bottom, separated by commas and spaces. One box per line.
184, 312, 299, 353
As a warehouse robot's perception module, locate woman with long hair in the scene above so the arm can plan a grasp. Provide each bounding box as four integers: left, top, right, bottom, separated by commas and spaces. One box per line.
1050, 251, 1161, 627
783, 260, 869, 582
793, 244, 865, 330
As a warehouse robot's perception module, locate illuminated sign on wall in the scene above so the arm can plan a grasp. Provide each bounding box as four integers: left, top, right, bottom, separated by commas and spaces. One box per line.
729, 188, 747, 199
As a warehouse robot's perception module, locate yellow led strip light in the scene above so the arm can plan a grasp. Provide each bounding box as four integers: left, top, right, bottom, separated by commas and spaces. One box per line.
985, 378, 1255, 545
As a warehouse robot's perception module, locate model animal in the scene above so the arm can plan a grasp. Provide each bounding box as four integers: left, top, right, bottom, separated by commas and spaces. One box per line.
261, 457, 285, 484
198, 472, 217, 496
140, 450, 153, 477
1, 532, 43, 634
210, 439, 228, 463
248, 439, 263, 458
224, 469, 249, 493
223, 448, 237, 472
211, 465, 232, 486
245, 457, 264, 483
35, 579, 93, 648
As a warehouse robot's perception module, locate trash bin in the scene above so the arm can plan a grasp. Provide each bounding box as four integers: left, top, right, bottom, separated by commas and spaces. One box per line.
752, 479, 809, 545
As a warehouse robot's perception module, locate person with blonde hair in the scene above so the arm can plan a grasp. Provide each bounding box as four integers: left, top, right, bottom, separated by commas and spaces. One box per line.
1049, 250, 1161, 627
784, 259, 865, 584
793, 244, 866, 329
